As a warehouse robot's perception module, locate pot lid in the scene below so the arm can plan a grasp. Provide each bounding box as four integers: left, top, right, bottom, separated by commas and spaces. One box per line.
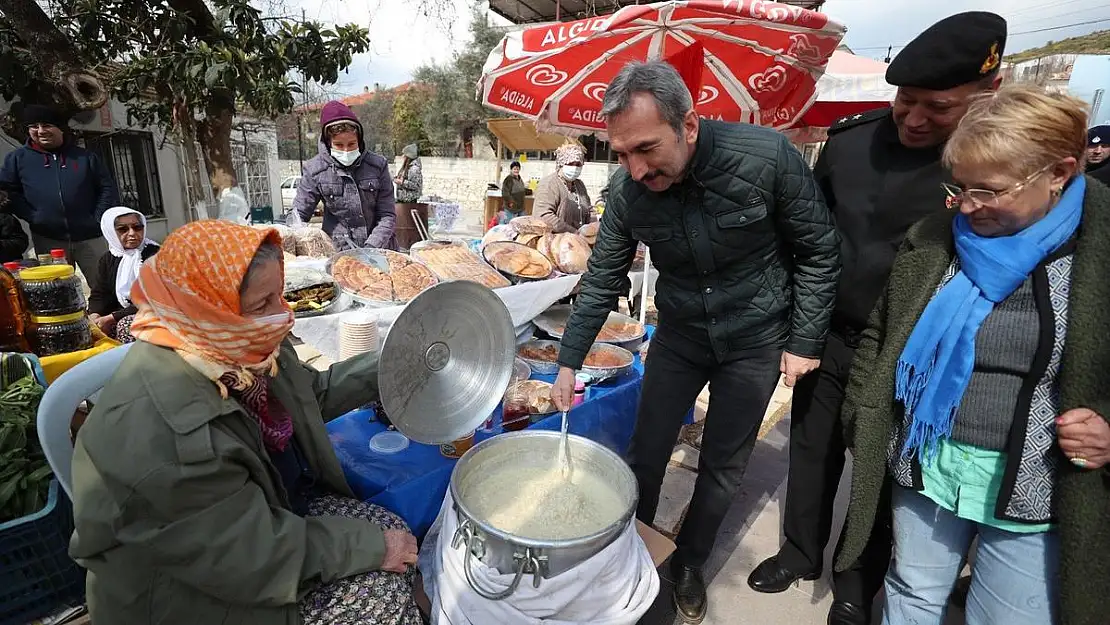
379, 280, 515, 444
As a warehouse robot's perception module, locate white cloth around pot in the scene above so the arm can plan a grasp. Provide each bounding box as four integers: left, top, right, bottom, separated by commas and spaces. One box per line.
420, 491, 659, 625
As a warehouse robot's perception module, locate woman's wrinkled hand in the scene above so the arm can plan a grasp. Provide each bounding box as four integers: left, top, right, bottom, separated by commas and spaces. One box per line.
1056, 408, 1110, 470
90, 314, 115, 333
380, 528, 418, 574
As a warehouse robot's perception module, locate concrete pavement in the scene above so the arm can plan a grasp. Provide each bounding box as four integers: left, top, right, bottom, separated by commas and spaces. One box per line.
639, 380, 967, 625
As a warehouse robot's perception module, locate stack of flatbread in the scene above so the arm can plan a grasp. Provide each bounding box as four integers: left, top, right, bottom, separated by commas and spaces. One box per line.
484, 242, 552, 279
330, 252, 437, 303
411, 243, 511, 289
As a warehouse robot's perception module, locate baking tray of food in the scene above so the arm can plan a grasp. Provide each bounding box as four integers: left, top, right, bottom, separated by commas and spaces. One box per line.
533, 305, 646, 350
482, 241, 553, 284
326, 248, 438, 307
410, 240, 511, 290
508, 379, 557, 416
516, 339, 635, 381
283, 267, 341, 318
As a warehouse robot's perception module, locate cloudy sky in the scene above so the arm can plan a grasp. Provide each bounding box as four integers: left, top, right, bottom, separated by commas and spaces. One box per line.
294, 0, 1110, 94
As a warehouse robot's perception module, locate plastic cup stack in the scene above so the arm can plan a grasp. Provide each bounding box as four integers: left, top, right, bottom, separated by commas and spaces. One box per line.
339, 312, 379, 360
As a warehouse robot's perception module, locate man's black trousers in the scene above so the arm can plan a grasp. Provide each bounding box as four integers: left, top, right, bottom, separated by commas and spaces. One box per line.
629, 329, 782, 569
777, 332, 893, 606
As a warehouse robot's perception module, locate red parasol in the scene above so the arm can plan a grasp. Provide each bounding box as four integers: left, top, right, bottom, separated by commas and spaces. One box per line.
479, 0, 846, 135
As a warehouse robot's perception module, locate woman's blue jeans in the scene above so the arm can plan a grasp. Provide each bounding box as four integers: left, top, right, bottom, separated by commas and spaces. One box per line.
882, 486, 1058, 625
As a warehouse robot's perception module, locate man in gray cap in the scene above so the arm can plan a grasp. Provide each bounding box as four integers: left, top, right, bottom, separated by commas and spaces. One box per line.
747, 11, 1006, 625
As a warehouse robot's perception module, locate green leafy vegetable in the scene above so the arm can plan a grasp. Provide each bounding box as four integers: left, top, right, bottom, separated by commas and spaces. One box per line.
0, 375, 51, 522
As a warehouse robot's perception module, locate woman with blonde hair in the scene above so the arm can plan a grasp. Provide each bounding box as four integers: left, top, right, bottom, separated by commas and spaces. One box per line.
836, 84, 1110, 625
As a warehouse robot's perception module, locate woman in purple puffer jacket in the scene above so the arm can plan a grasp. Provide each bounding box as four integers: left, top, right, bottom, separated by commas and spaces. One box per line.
293, 101, 397, 250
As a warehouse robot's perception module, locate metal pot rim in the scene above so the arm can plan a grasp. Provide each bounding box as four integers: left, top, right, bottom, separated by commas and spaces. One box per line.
449, 430, 638, 549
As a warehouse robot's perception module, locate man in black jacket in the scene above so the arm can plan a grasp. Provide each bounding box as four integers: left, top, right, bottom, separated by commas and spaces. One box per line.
551, 60, 839, 623
0, 105, 119, 288
746, 12, 1007, 625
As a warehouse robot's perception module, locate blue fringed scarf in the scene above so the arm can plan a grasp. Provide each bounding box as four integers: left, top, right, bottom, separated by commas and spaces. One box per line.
897, 175, 1085, 460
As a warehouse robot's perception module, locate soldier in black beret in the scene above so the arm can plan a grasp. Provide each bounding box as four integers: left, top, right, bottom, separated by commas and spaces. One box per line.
1085, 125, 1110, 183
747, 11, 1006, 625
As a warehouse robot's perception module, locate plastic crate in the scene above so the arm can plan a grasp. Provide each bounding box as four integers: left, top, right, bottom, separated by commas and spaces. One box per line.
0, 480, 85, 625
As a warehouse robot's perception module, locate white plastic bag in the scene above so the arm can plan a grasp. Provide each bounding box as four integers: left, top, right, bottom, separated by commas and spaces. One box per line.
216, 187, 250, 224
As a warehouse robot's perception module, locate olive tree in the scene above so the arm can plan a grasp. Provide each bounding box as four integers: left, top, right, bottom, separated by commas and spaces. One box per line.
0, 0, 369, 198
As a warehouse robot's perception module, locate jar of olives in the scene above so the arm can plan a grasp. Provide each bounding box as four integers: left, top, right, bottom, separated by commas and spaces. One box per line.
30, 312, 93, 356
18, 265, 86, 316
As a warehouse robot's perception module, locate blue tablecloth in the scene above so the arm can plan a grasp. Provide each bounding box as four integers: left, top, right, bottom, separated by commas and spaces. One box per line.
326, 326, 690, 538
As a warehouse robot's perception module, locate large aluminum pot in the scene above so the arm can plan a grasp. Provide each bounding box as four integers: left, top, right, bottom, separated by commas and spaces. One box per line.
449, 430, 637, 600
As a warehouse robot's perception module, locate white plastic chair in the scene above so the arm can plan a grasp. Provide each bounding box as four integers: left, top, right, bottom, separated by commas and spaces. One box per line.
36, 343, 134, 499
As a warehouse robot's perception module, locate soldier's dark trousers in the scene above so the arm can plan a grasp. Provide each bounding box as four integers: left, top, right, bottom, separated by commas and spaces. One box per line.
629, 329, 782, 568
778, 332, 893, 607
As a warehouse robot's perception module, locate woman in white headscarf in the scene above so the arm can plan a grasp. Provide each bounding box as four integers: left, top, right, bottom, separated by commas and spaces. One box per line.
87, 206, 159, 342
534, 142, 593, 233
394, 143, 424, 203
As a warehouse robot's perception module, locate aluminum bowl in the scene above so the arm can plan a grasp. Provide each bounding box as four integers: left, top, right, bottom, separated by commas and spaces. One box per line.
580, 343, 635, 383
533, 304, 645, 351
516, 339, 561, 376
517, 340, 635, 382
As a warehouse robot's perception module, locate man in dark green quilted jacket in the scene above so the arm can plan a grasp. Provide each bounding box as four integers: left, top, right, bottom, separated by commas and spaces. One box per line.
552, 60, 839, 623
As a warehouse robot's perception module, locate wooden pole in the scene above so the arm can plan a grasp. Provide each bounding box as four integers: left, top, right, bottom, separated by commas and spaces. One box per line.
495, 138, 504, 183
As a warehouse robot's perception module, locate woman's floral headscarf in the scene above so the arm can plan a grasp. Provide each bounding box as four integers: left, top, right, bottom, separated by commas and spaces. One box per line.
129, 220, 294, 397
555, 142, 586, 167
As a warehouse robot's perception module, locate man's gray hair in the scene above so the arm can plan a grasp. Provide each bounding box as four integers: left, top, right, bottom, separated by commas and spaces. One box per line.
601, 61, 693, 134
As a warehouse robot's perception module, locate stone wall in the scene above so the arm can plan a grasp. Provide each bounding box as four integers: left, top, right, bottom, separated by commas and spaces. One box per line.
278, 156, 620, 228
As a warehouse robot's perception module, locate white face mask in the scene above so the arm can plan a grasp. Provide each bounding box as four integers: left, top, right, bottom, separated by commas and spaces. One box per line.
561, 165, 582, 181
331, 148, 360, 167
251, 311, 294, 326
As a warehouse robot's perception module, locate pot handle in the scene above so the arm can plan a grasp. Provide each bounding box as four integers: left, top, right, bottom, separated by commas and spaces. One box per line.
453, 520, 528, 601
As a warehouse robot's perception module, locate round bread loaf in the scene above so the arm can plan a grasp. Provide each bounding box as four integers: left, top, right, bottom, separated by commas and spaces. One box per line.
510, 215, 553, 236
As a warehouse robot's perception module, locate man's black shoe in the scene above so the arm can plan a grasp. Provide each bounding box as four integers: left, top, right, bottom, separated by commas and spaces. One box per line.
670, 560, 707, 624
747, 555, 821, 593
827, 601, 869, 625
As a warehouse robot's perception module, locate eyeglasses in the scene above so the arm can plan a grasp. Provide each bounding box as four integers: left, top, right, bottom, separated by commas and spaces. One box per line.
941, 164, 1053, 209
114, 223, 145, 234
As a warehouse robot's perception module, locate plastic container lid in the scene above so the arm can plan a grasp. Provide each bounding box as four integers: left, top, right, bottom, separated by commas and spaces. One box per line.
49, 249, 66, 258
3, 262, 20, 271
19, 264, 75, 281
31, 311, 87, 324
369, 431, 410, 454
575, 373, 592, 384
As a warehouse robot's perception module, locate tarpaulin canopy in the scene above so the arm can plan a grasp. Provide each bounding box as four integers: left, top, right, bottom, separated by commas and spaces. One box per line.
798, 49, 893, 128
486, 117, 571, 152
479, 0, 846, 135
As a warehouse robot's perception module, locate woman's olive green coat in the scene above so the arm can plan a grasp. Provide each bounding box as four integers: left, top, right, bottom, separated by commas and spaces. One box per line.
70, 341, 386, 625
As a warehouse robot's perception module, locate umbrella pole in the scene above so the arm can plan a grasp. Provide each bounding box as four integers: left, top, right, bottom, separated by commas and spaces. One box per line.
639, 247, 650, 326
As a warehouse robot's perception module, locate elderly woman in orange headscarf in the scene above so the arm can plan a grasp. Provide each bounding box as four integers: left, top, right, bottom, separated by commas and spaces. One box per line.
68, 220, 422, 625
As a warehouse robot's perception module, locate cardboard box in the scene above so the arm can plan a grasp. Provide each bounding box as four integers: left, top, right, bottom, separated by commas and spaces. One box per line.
636, 520, 676, 568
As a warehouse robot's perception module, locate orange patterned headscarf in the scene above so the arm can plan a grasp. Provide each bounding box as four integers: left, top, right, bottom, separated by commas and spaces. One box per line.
129, 220, 294, 395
